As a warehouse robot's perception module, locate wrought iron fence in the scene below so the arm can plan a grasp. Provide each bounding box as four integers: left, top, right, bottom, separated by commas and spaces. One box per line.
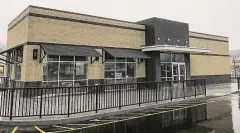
237, 77, 240, 91
0, 79, 206, 120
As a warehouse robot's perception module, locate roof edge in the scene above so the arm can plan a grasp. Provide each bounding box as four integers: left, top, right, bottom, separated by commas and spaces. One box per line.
8, 6, 30, 26
189, 31, 228, 39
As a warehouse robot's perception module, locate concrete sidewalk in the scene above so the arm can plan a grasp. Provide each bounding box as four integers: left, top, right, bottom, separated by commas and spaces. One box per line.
207, 82, 238, 96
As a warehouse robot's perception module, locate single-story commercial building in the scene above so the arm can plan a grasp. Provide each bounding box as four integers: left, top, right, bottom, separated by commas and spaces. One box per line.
2, 5, 231, 87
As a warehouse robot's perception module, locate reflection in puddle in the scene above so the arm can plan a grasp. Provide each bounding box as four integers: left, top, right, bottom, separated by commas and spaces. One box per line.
76, 95, 240, 133
77, 104, 207, 133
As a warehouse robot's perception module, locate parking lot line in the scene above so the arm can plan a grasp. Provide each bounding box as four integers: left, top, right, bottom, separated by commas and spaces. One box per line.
53, 125, 75, 130
39, 97, 233, 133
34, 126, 46, 133
67, 123, 95, 126
11, 126, 18, 133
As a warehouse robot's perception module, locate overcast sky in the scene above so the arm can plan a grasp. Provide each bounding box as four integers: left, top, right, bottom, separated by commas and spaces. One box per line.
0, 0, 239, 50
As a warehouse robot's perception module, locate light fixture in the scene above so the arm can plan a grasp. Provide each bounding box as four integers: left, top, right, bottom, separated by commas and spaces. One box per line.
33, 49, 38, 60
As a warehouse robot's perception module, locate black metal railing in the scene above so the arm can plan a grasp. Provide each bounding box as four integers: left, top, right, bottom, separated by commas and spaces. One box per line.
0, 79, 206, 120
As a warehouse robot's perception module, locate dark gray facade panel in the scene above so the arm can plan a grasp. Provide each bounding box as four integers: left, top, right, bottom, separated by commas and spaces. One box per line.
191, 74, 231, 84
138, 17, 189, 46
145, 52, 161, 82
88, 79, 104, 85
137, 77, 146, 82
23, 81, 42, 88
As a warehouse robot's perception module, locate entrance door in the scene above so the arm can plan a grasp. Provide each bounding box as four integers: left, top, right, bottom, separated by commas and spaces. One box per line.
172, 63, 186, 81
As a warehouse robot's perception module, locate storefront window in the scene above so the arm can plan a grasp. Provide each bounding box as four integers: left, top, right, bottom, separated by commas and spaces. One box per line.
15, 64, 21, 80
43, 55, 88, 87
6, 47, 23, 88
104, 57, 136, 84
160, 52, 185, 81
59, 62, 74, 80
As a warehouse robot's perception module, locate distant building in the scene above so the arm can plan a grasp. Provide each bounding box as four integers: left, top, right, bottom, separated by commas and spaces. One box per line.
2, 5, 231, 87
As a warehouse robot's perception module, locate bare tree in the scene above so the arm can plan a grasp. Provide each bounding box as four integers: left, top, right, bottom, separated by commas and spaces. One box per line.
0, 41, 6, 52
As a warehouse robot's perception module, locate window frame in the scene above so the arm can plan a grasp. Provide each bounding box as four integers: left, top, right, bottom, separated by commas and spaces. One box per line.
42, 55, 88, 87
104, 57, 136, 84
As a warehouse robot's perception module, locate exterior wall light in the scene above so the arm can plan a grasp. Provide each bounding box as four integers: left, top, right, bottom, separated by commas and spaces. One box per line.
33, 49, 38, 60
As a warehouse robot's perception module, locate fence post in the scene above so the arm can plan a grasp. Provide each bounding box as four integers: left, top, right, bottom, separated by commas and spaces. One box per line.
170, 81, 173, 101
183, 80, 185, 99
9, 89, 15, 120
237, 77, 240, 91
138, 83, 141, 106
194, 80, 197, 97
204, 79, 207, 96
96, 85, 99, 113
119, 84, 121, 109
67, 87, 71, 117
155, 82, 158, 103
39, 88, 43, 119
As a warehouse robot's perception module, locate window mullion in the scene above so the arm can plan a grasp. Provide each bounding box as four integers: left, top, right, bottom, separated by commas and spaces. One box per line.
58, 55, 60, 87
73, 56, 75, 86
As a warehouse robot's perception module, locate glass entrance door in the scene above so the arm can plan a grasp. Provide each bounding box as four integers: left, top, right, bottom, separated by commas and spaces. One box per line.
172, 63, 186, 81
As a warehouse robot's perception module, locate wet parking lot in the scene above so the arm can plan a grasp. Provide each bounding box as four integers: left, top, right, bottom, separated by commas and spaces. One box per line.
1, 93, 240, 133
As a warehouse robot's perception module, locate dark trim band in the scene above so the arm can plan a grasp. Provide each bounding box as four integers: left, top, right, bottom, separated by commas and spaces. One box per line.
191, 74, 231, 84
190, 36, 228, 42
28, 13, 145, 31
191, 53, 229, 57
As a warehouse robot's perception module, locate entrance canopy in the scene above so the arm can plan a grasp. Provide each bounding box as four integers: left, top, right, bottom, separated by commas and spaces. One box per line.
141, 45, 211, 54
41, 44, 101, 57
103, 47, 150, 59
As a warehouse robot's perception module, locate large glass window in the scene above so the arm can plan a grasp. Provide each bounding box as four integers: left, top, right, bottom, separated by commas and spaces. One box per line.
6, 47, 23, 88
160, 52, 185, 81
43, 55, 88, 87
104, 57, 136, 84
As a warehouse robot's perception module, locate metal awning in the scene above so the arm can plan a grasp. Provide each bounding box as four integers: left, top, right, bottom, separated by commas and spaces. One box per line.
0, 43, 25, 54
141, 45, 211, 53
103, 47, 150, 59
41, 44, 101, 57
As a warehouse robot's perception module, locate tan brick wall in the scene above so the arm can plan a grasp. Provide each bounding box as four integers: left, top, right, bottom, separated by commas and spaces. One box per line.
189, 37, 229, 55
190, 54, 231, 76
87, 57, 104, 80
136, 61, 146, 78
189, 32, 228, 42
8, 8, 29, 29
7, 17, 29, 49
21, 45, 42, 82
29, 6, 145, 30
28, 16, 145, 49
189, 32, 230, 77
